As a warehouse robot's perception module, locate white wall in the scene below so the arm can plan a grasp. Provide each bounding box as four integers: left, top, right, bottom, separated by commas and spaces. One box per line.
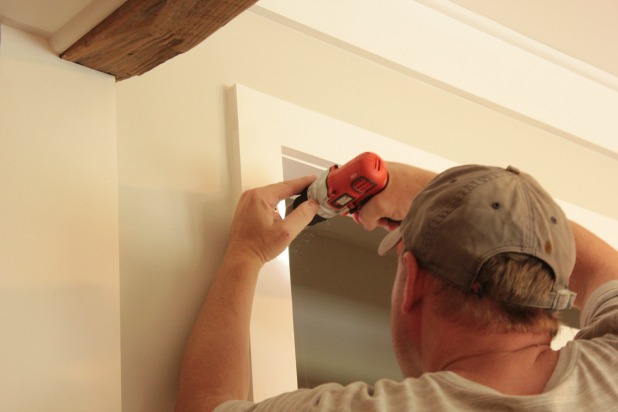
116, 9, 618, 411
0, 25, 120, 411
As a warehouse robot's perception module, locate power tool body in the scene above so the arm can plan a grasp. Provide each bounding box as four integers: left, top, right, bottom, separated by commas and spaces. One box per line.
292, 152, 388, 226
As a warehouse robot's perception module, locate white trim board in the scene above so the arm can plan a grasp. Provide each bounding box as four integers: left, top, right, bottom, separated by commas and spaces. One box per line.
252, 0, 618, 158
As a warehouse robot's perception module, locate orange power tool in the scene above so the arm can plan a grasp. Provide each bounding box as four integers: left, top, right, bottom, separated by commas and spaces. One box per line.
292, 152, 389, 226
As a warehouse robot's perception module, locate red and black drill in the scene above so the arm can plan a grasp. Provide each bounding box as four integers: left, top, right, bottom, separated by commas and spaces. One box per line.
292, 152, 389, 226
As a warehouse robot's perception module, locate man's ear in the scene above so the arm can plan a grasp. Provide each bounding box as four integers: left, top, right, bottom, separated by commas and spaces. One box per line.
401, 251, 420, 314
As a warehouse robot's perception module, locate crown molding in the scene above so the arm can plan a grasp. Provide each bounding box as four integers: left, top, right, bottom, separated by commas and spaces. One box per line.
252, 0, 618, 158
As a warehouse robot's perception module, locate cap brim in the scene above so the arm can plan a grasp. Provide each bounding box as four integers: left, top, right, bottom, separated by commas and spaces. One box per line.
378, 228, 403, 256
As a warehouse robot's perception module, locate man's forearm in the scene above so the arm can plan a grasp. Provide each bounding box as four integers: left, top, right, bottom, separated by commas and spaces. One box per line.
174, 177, 319, 412
175, 253, 262, 412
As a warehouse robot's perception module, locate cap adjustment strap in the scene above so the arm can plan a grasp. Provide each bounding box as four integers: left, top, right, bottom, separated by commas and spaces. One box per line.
550, 289, 577, 310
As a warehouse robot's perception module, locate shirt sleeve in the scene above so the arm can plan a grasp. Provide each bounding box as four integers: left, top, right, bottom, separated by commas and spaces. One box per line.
212, 383, 345, 412
576, 280, 618, 340
212, 380, 420, 412
213, 400, 252, 412
214, 400, 256, 412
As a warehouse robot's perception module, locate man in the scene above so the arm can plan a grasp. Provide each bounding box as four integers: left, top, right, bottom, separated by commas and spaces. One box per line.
175, 162, 618, 411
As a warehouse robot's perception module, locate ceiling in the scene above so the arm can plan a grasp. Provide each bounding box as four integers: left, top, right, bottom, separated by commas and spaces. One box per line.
0, 0, 617, 79
0, 0, 109, 36
450, 0, 618, 79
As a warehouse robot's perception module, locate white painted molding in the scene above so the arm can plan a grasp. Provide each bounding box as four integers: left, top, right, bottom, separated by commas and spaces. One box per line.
252, 0, 618, 158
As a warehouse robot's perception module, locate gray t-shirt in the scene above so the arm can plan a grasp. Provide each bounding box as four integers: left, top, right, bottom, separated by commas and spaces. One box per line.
216, 281, 618, 411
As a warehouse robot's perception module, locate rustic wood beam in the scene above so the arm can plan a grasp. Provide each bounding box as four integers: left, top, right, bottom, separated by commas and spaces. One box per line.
61, 0, 258, 81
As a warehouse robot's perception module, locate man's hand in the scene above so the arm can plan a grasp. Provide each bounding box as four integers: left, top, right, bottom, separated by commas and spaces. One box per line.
356, 162, 436, 231
226, 175, 319, 265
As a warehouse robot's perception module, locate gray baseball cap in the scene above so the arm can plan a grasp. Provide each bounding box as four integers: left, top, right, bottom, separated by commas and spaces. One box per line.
378, 165, 576, 310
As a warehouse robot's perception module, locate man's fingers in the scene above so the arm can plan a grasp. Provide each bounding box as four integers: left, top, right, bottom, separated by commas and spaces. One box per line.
282, 198, 319, 239
379, 218, 401, 231
357, 200, 381, 231
271, 175, 317, 202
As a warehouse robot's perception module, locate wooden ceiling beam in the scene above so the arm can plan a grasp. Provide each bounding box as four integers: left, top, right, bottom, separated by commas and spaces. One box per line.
61, 0, 258, 81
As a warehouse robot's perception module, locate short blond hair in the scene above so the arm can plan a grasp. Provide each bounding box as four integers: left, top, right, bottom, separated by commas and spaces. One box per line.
429, 253, 560, 337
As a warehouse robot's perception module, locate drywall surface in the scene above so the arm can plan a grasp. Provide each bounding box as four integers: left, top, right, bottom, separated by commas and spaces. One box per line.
115, 9, 618, 411
0, 25, 120, 411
